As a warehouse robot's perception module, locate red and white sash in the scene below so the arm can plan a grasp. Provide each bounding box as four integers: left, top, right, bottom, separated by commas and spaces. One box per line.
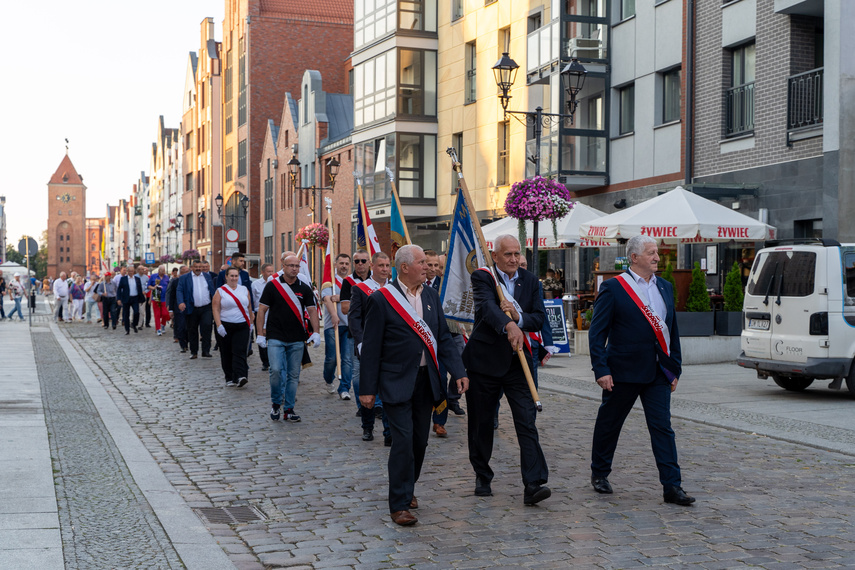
344, 275, 359, 288
477, 267, 540, 353
219, 285, 251, 326
614, 272, 677, 381
271, 278, 309, 335
355, 277, 384, 297
379, 283, 439, 370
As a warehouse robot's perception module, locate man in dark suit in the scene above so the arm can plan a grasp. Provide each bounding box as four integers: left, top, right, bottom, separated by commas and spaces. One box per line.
117, 267, 145, 335
167, 266, 190, 353
462, 234, 550, 505
588, 234, 695, 506
360, 245, 469, 526
176, 259, 216, 359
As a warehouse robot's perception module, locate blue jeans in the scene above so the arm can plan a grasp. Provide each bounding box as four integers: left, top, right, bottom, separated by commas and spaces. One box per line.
9, 298, 24, 320
86, 299, 101, 322
268, 339, 304, 410
353, 356, 383, 409
323, 326, 353, 393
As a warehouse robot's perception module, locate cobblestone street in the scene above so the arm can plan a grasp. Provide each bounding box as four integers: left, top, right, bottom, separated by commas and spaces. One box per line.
47, 321, 855, 569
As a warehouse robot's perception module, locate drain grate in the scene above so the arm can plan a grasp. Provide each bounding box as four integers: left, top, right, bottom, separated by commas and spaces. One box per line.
194, 506, 265, 525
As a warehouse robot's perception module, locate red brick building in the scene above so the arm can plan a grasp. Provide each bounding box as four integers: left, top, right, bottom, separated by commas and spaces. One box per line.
47, 154, 87, 278
222, 0, 353, 272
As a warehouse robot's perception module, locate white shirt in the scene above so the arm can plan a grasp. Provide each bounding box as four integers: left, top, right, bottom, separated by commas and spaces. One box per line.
398, 279, 427, 366
127, 275, 139, 297
496, 268, 524, 328
53, 278, 69, 297
627, 268, 667, 321
218, 284, 251, 324
192, 272, 211, 307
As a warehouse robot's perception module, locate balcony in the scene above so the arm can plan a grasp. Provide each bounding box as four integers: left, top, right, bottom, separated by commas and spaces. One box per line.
725, 82, 755, 137
787, 67, 823, 144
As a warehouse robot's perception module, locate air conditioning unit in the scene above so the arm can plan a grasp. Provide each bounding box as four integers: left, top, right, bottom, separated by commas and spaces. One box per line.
566, 37, 601, 59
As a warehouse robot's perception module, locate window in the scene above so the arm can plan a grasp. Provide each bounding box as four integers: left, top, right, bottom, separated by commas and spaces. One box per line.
621, 0, 636, 19
747, 251, 816, 298
399, 0, 432, 31
451, 132, 462, 192
224, 49, 233, 134
398, 49, 437, 116
356, 135, 395, 202
498, 27, 510, 56
465, 42, 477, 104
238, 37, 247, 126
527, 12, 542, 34
264, 163, 273, 222
619, 83, 635, 134
238, 140, 247, 178
354, 0, 396, 49
451, 0, 463, 21
398, 134, 436, 199
497, 121, 509, 186
354, 51, 396, 127
663, 68, 681, 123
726, 43, 755, 136
186, 173, 194, 195
225, 147, 233, 183
264, 236, 273, 264
60, 235, 64, 241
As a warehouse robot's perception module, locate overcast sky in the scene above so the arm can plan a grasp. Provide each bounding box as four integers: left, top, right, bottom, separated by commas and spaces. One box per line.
0, 1, 225, 249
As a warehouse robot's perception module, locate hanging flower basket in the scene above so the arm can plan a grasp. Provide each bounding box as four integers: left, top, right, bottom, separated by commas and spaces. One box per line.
159, 255, 175, 264
296, 223, 329, 248
182, 248, 201, 261
504, 176, 574, 245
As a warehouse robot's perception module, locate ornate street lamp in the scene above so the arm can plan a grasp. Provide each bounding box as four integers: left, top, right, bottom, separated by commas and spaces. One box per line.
492, 52, 520, 112
561, 59, 588, 116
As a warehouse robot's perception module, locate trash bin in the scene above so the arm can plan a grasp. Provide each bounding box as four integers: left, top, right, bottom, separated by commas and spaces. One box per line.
562, 294, 578, 330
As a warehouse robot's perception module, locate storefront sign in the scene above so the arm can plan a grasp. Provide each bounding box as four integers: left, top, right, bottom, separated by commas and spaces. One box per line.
543, 299, 570, 354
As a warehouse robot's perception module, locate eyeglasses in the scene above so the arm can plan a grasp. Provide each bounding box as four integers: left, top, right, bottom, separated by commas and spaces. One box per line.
354, 259, 368, 264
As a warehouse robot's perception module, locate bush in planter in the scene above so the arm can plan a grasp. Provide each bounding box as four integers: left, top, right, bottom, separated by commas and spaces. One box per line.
685, 261, 711, 312
723, 261, 744, 312
660, 261, 678, 305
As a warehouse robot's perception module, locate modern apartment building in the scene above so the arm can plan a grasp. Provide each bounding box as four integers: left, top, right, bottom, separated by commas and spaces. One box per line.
222, 0, 353, 269
149, 117, 181, 259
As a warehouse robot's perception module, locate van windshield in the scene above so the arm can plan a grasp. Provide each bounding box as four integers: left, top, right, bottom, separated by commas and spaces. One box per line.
747, 251, 816, 297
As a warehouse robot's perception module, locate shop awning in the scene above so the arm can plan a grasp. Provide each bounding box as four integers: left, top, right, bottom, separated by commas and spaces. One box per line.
483, 203, 614, 250
578, 186, 776, 244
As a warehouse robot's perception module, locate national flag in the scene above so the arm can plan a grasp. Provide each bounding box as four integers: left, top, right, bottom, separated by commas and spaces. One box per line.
356, 185, 381, 256
389, 183, 409, 280
298, 241, 312, 286
321, 239, 334, 291
440, 190, 487, 325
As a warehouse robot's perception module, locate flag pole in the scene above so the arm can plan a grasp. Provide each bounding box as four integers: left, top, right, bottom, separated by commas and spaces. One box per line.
445, 147, 543, 412
386, 167, 411, 243
325, 197, 342, 381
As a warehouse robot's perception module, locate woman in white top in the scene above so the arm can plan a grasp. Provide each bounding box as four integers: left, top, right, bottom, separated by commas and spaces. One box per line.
84, 277, 102, 323
213, 267, 252, 387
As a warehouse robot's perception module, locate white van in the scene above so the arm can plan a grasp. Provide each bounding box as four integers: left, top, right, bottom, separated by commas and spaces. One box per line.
737, 239, 855, 393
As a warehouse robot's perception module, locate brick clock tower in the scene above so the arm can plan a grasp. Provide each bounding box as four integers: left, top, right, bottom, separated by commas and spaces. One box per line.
47, 154, 87, 278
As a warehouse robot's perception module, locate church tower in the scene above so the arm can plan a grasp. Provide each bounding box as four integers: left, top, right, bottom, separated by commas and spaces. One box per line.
47, 154, 87, 278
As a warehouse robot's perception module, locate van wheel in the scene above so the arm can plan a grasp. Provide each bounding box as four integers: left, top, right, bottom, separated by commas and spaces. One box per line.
772, 374, 813, 391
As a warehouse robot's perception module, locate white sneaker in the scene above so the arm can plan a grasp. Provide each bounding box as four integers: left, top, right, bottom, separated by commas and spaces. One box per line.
327, 383, 337, 394
339, 392, 351, 400
157, 329, 163, 336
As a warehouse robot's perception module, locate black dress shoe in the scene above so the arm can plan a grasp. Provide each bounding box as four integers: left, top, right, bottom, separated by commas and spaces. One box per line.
133, 325, 137, 333
362, 429, 374, 441
591, 476, 613, 494
201, 353, 212, 358
474, 477, 492, 497
523, 483, 551, 505
355, 408, 363, 417
664, 486, 696, 506
384, 435, 392, 447
125, 331, 130, 335
190, 354, 198, 360
448, 401, 465, 415
493, 416, 499, 430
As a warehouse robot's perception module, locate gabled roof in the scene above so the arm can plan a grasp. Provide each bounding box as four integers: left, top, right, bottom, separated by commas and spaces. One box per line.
49, 154, 84, 185
260, 0, 353, 24
324, 93, 354, 145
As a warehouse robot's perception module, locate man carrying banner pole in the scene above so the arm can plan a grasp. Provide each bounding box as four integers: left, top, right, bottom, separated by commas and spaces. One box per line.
321, 197, 352, 399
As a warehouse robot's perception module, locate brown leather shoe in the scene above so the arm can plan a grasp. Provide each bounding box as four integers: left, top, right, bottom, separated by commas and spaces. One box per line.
433, 423, 448, 437
390, 510, 417, 526
409, 497, 418, 509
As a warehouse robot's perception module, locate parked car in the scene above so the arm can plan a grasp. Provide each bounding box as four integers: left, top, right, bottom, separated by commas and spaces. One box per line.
737, 239, 855, 394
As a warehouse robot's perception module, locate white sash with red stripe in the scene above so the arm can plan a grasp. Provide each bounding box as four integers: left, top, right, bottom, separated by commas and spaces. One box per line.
355, 277, 384, 297
476, 267, 540, 352
379, 284, 439, 370
218, 285, 252, 326
271, 278, 309, 335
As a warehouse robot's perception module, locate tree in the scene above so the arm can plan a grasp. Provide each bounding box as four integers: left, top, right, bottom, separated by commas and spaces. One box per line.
5, 244, 24, 265
685, 261, 711, 312
723, 261, 744, 312
660, 261, 678, 306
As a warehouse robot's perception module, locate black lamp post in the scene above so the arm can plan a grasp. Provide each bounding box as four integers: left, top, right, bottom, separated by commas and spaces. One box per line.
134, 233, 140, 260
492, 52, 587, 280
175, 213, 183, 257
287, 156, 339, 250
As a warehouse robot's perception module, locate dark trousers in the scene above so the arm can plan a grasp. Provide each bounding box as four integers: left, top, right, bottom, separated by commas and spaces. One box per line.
432, 333, 464, 426
216, 321, 250, 382
144, 298, 151, 326
121, 300, 140, 332
101, 297, 119, 328
259, 345, 269, 368
173, 311, 188, 349
186, 304, 213, 355
591, 377, 681, 488
466, 359, 548, 486
383, 368, 433, 513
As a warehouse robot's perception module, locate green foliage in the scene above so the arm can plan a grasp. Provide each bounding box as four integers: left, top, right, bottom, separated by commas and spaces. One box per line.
5, 244, 24, 265
723, 261, 744, 312
660, 261, 678, 305
685, 261, 711, 312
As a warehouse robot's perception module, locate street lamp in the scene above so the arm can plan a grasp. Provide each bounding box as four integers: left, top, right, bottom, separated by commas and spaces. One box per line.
287, 155, 339, 279
492, 52, 587, 280
215, 193, 224, 217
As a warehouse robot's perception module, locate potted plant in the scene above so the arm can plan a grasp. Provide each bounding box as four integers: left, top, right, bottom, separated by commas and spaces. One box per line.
504, 176, 574, 245
715, 262, 744, 336
660, 261, 678, 306
676, 261, 714, 336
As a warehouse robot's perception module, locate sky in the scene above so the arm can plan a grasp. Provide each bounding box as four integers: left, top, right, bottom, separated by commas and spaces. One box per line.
0, 1, 225, 249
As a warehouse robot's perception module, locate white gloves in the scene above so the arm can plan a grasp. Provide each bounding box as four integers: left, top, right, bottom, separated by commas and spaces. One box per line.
545, 345, 560, 355
307, 332, 321, 347
256, 335, 267, 348
357, 342, 363, 356
217, 325, 227, 337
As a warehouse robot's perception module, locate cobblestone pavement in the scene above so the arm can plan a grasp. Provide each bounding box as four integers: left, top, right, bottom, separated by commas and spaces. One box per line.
59, 323, 855, 569
32, 326, 184, 569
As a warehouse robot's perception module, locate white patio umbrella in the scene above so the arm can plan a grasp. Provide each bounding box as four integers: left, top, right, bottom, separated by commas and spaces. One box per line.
578, 186, 776, 243
483, 202, 614, 250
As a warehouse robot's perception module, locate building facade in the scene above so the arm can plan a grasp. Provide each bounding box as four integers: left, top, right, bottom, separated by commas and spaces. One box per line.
47, 154, 87, 278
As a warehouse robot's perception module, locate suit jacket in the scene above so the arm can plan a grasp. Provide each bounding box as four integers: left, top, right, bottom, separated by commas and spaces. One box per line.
428, 276, 441, 291
588, 271, 682, 383
165, 277, 180, 311
175, 271, 216, 315
462, 267, 545, 377
361, 281, 466, 405
347, 282, 371, 356
217, 268, 254, 310
117, 275, 145, 305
